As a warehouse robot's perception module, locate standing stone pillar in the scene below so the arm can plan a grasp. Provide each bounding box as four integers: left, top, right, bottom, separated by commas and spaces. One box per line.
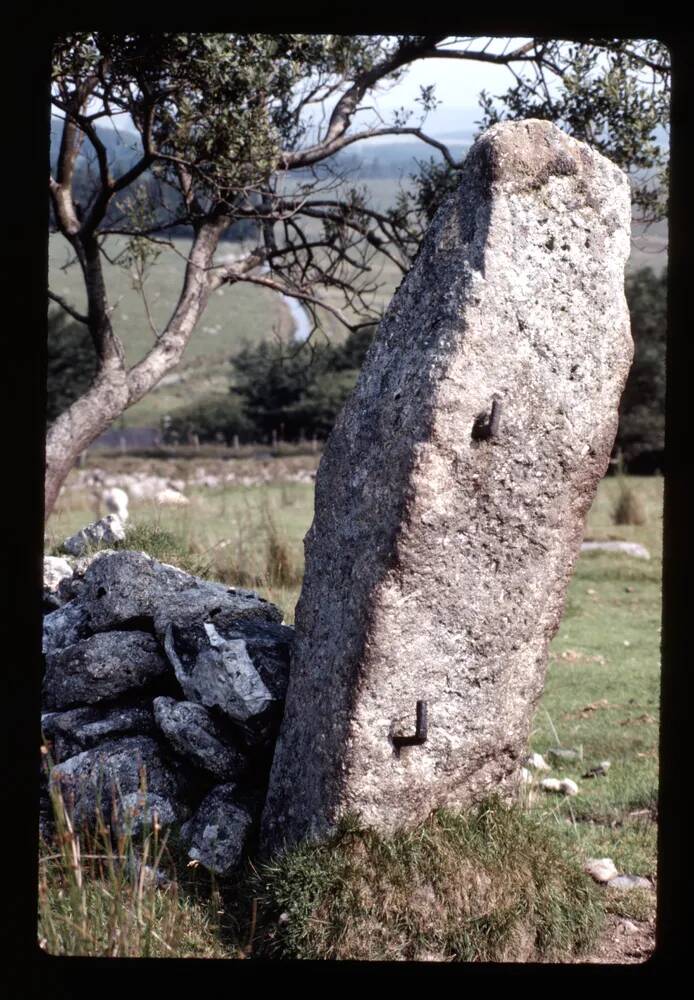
261, 120, 633, 855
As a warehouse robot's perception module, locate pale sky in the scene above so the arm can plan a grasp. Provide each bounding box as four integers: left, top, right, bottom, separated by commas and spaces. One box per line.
310, 37, 536, 143
376, 38, 531, 111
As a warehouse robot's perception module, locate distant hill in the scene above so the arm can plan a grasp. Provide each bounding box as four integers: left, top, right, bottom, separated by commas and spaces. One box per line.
50, 116, 143, 175
50, 115, 470, 188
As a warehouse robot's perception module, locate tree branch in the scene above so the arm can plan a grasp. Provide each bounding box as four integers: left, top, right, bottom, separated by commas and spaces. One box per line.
125, 215, 229, 404
47, 290, 89, 326
229, 272, 358, 331
280, 35, 447, 169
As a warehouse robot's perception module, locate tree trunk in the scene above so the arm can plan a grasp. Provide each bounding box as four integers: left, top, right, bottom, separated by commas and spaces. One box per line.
44, 217, 227, 520
44, 363, 130, 518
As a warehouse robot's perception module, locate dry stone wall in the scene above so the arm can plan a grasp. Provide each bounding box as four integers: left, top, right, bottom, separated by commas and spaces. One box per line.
41, 550, 293, 875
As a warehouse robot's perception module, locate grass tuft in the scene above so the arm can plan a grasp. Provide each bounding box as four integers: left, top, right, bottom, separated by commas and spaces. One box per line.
38, 749, 232, 958
264, 511, 302, 588
116, 522, 213, 578
246, 801, 604, 963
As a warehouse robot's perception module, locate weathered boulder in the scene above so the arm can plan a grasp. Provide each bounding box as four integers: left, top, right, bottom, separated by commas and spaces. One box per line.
43, 631, 169, 710
57, 550, 118, 604
74, 550, 282, 636
179, 784, 254, 876
261, 120, 633, 853
153, 696, 248, 780
43, 601, 92, 655
63, 514, 126, 556
41, 697, 157, 762
49, 735, 194, 832
163, 619, 293, 746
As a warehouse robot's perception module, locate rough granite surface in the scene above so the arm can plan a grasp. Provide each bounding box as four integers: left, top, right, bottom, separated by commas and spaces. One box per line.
180, 783, 254, 876
74, 550, 282, 637
41, 697, 157, 761
50, 735, 195, 832
261, 120, 633, 854
43, 631, 169, 710
153, 696, 249, 780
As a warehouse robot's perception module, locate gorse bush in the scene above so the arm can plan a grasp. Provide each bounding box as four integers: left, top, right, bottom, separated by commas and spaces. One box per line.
617, 266, 667, 468
163, 325, 377, 446
612, 478, 647, 526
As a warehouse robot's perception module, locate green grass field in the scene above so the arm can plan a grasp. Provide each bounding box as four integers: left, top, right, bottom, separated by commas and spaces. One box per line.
42, 461, 662, 959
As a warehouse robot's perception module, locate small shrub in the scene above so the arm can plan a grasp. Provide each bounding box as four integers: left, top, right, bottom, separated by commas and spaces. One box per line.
612, 478, 647, 526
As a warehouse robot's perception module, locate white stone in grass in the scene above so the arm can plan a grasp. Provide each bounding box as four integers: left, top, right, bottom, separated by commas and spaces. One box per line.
43, 556, 73, 592
102, 486, 130, 523
607, 874, 652, 891
559, 778, 579, 796
525, 752, 551, 771
585, 857, 619, 883
155, 488, 190, 506
540, 778, 563, 793
580, 540, 650, 559
520, 767, 533, 785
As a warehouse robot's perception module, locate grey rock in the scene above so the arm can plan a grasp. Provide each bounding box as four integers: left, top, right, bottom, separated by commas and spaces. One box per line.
581, 541, 650, 559
43, 590, 63, 614
547, 747, 582, 763
43, 601, 91, 655
229, 619, 294, 703
57, 550, 118, 603
261, 120, 633, 853
607, 875, 652, 891
164, 620, 292, 744
124, 855, 171, 889
49, 735, 194, 832
41, 698, 157, 762
63, 514, 126, 557
43, 631, 169, 711
179, 784, 254, 876
582, 760, 611, 778
153, 697, 248, 780
75, 550, 282, 636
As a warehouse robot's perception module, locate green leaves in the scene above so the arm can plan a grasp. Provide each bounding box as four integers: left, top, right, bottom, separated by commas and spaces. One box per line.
475, 40, 670, 223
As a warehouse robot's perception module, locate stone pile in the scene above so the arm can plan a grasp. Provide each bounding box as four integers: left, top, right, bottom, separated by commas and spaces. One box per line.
40, 550, 293, 875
